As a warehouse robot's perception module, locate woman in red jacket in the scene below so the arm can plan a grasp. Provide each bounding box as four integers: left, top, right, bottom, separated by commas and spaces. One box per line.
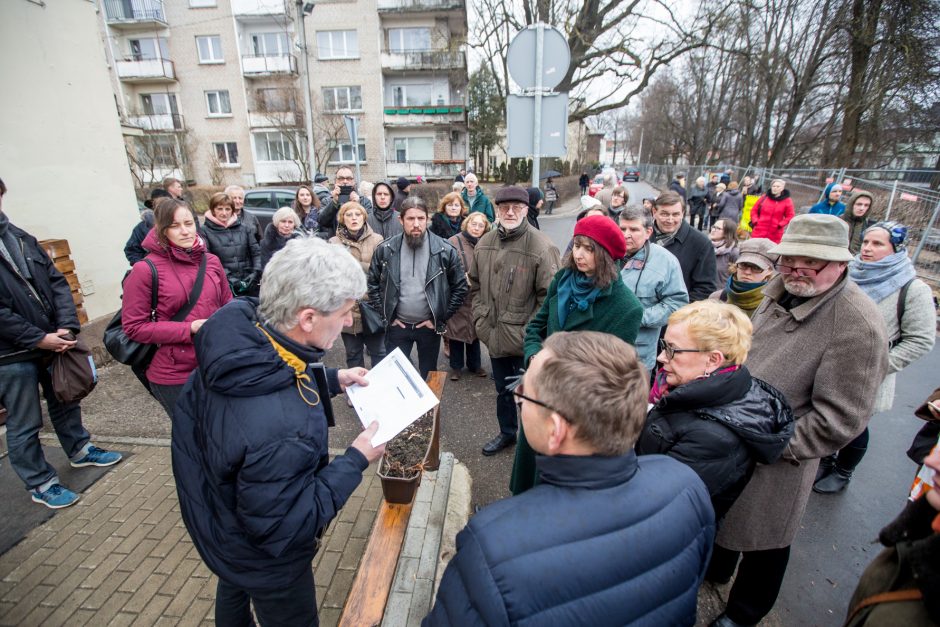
749, 179, 795, 243
122, 197, 231, 416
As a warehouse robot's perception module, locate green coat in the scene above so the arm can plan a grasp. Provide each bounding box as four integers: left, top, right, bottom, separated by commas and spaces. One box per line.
510, 270, 643, 495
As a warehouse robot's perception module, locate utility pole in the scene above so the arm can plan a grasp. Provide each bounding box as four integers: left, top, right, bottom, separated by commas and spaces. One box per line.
637, 127, 644, 165
296, 1, 317, 183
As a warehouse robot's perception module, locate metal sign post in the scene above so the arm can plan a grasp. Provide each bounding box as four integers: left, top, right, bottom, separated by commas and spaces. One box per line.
343, 115, 361, 183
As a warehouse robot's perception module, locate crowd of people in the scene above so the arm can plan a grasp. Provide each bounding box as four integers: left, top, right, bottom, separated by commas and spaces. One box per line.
2, 165, 939, 626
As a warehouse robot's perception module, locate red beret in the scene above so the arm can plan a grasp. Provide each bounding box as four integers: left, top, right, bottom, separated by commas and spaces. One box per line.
574, 214, 627, 260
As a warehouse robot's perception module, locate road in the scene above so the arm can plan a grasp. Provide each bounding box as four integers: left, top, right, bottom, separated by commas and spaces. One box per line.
78, 177, 936, 625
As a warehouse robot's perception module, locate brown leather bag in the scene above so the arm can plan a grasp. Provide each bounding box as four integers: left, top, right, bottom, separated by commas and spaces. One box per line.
51, 333, 98, 403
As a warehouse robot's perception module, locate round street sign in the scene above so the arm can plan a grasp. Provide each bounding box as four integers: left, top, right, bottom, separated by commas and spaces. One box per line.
507, 24, 570, 90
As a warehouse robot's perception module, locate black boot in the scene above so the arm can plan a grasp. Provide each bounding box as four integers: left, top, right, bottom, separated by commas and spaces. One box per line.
813, 467, 852, 494
815, 454, 836, 483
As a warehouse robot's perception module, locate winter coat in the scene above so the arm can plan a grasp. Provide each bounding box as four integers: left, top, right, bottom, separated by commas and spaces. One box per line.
172, 299, 368, 593
871, 278, 936, 412
620, 242, 689, 370
124, 214, 155, 265
0, 216, 78, 365
578, 173, 590, 188
461, 188, 495, 223
369, 183, 403, 241
511, 270, 643, 494
655, 220, 718, 302
595, 185, 615, 208
669, 179, 687, 204
429, 212, 463, 240
637, 366, 794, 520
469, 220, 560, 358
320, 194, 374, 240
688, 185, 709, 215
238, 209, 263, 243
846, 496, 940, 626
424, 452, 715, 627
841, 191, 875, 254
809, 183, 847, 216
716, 189, 744, 222
366, 232, 468, 333
122, 230, 231, 385
716, 274, 888, 551
329, 225, 384, 335
713, 242, 740, 286
201, 214, 262, 286
749, 190, 795, 243
259, 223, 301, 270
443, 233, 478, 344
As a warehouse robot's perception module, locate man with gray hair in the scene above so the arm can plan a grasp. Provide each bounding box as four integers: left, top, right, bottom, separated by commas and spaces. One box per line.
223, 184, 261, 242
172, 236, 384, 626
618, 207, 688, 372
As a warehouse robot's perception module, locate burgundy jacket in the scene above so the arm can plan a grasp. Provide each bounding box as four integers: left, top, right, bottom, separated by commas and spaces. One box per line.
122, 229, 231, 385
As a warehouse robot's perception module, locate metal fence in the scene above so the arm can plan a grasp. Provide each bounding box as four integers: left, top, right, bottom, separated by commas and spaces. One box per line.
639, 164, 940, 287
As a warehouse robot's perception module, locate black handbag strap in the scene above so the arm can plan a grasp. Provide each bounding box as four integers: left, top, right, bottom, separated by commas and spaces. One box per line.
144, 259, 158, 322
169, 254, 208, 323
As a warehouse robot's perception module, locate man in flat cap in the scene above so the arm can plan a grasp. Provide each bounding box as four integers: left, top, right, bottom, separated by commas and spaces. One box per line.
469, 186, 560, 456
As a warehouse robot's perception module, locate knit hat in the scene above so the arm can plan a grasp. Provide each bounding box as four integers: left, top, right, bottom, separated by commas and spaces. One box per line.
144, 187, 171, 209
769, 214, 853, 262
574, 214, 627, 260
314, 173, 329, 184
526, 187, 542, 208
737, 238, 778, 271
579, 195, 603, 212
396, 176, 411, 191
493, 186, 529, 205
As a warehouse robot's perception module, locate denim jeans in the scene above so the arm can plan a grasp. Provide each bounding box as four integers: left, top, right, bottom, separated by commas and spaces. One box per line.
150, 383, 184, 419
491, 356, 524, 436
215, 567, 318, 627
341, 331, 387, 369
0, 359, 91, 491
385, 323, 441, 379
449, 339, 481, 372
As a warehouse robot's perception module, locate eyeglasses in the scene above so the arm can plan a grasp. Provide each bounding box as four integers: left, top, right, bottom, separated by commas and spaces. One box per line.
658, 338, 706, 361
497, 204, 525, 214
512, 382, 559, 414
774, 261, 829, 277
736, 262, 765, 273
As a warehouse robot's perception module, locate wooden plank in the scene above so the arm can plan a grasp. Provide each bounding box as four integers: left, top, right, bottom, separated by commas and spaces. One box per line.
71, 289, 83, 306
64, 272, 80, 291
426, 371, 446, 401
39, 239, 71, 259
54, 259, 75, 275
75, 304, 88, 325
339, 500, 413, 627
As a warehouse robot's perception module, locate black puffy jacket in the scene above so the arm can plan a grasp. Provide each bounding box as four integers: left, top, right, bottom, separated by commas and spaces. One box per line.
201, 216, 262, 285
0, 215, 79, 364
367, 232, 468, 333
637, 365, 794, 520
259, 223, 300, 270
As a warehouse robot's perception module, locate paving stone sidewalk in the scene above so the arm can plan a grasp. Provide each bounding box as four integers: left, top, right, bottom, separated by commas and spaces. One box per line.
0, 443, 383, 627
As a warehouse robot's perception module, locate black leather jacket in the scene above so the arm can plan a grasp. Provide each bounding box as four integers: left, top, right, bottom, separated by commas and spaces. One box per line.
367, 232, 468, 333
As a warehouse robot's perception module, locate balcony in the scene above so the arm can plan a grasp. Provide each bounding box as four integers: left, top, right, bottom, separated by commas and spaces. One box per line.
231, 0, 290, 16
386, 160, 461, 179
115, 58, 176, 83
241, 54, 298, 77
127, 113, 185, 132
381, 49, 465, 72
248, 110, 301, 128
377, 0, 464, 12
103, 0, 167, 29
384, 105, 466, 126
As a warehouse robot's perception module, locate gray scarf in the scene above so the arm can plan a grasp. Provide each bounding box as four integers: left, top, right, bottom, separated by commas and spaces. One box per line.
0, 212, 31, 279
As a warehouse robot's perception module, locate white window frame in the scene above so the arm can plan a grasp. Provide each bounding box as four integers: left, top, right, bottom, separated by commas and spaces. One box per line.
391, 84, 433, 107
316, 30, 359, 60
140, 93, 178, 116
205, 90, 232, 116
322, 86, 362, 112
196, 35, 224, 64
189, 0, 216, 7
387, 27, 431, 53
392, 137, 433, 162
254, 131, 297, 162
129, 37, 169, 61
214, 142, 239, 166
328, 141, 367, 164
250, 32, 290, 57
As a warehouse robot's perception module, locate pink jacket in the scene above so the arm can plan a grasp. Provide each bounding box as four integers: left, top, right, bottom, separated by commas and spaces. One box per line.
122, 230, 232, 385
749, 192, 795, 243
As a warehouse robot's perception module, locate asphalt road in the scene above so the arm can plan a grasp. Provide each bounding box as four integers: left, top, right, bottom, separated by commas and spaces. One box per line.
75, 177, 936, 624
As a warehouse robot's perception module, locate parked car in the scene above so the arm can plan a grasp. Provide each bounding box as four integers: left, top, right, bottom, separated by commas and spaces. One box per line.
242, 187, 298, 231
622, 167, 640, 182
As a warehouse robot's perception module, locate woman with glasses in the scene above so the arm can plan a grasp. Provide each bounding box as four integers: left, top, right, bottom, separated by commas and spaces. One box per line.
814, 221, 936, 494
637, 301, 794, 521
710, 238, 778, 318
509, 215, 643, 495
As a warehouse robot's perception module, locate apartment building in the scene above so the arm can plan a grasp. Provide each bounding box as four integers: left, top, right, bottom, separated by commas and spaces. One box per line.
98, 0, 468, 187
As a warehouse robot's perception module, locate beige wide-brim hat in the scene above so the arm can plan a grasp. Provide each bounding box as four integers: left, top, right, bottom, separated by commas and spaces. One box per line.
768, 214, 854, 262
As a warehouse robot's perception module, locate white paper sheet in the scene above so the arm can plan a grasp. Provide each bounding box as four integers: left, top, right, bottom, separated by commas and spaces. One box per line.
345, 348, 440, 446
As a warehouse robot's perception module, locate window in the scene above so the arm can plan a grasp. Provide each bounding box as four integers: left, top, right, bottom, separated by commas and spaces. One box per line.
205, 90, 231, 116
387, 27, 431, 53
250, 32, 290, 56
391, 84, 432, 107
322, 86, 362, 112
254, 132, 296, 161
189, 0, 216, 6
214, 142, 239, 165
329, 141, 366, 164
140, 93, 178, 115
129, 38, 169, 60
316, 30, 358, 59
256, 88, 295, 112
196, 35, 224, 63
392, 137, 433, 162
135, 135, 179, 167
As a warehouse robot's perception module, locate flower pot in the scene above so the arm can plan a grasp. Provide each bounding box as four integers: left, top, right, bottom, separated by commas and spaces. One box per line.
377, 456, 422, 504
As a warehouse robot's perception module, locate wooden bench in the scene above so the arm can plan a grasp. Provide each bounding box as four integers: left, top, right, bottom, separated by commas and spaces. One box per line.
339, 371, 446, 627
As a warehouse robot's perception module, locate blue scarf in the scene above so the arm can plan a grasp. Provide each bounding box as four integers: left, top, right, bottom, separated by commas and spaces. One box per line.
849, 251, 916, 303
556, 268, 601, 328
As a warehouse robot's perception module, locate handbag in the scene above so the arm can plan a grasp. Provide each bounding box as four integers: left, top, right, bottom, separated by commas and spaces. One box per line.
51, 333, 98, 403
359, 300, 385, 335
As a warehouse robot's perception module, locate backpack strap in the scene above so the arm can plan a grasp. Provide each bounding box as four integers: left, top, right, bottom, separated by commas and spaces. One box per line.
890, 279, 915, 349
843, 588, 923, 626
144, 259, 158, 322
169, 254, 208, 323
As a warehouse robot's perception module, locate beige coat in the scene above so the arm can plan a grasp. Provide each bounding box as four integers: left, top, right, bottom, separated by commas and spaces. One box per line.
717, 274, 888, 551
444, 233, 477, 344
469, 220, 560, 358
329, 225, 383, 335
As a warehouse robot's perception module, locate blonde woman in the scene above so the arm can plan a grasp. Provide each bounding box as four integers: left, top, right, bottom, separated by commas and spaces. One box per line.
443, 212, 491, 380
431, 192, 468, 240
260, 207, 302, 269
637, 300, 793, 520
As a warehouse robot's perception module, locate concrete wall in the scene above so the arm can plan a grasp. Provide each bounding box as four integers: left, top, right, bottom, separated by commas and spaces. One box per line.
0, 0, 140, 320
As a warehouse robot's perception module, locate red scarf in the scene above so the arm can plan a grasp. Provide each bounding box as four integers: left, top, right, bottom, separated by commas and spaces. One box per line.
649, 365, 741, 405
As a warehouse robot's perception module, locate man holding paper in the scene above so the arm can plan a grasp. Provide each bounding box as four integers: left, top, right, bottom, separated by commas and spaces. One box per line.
171, 237, 385, 627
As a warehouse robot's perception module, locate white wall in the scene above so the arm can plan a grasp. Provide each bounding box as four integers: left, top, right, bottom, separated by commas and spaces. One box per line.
0, 0, 140, 320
